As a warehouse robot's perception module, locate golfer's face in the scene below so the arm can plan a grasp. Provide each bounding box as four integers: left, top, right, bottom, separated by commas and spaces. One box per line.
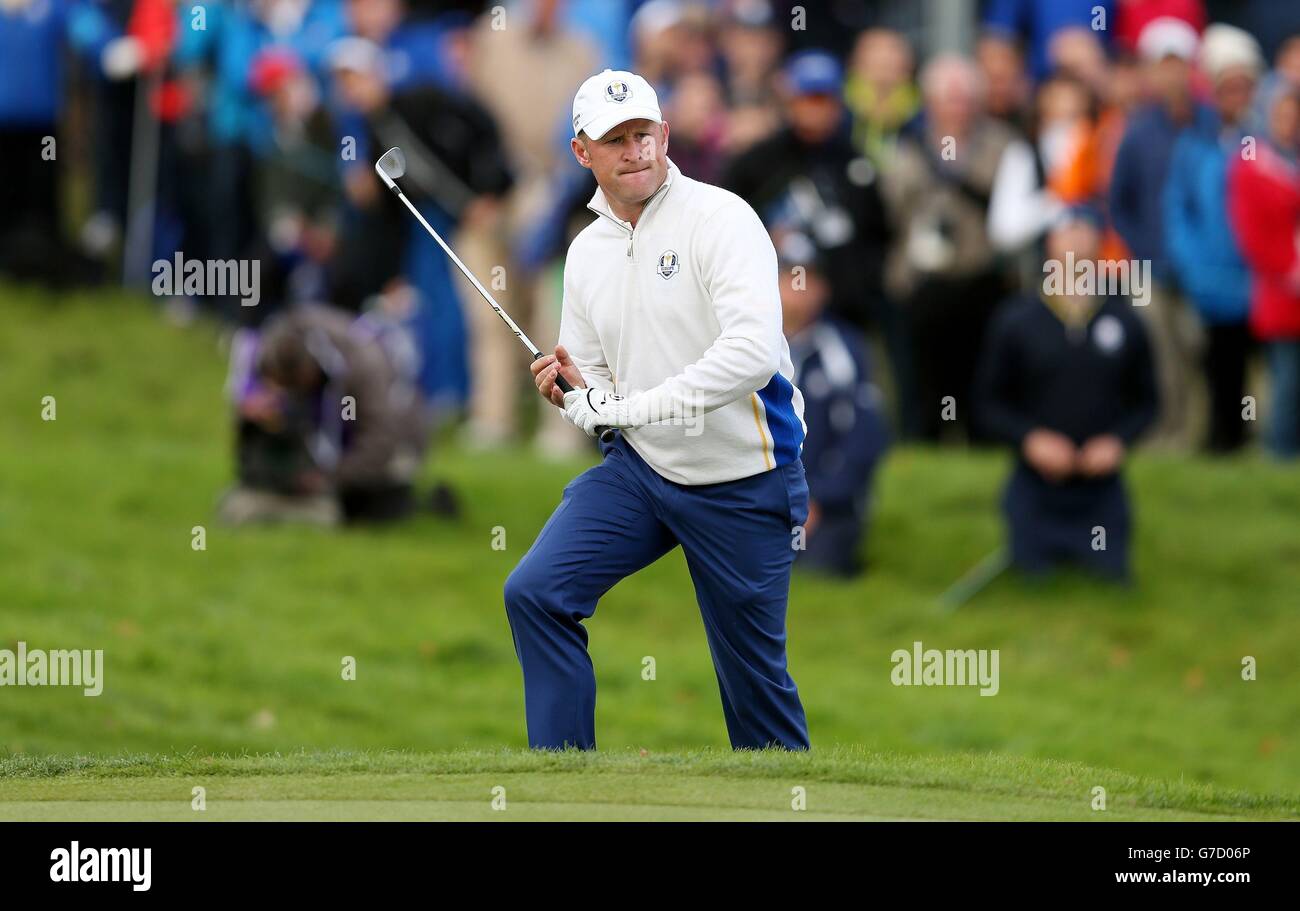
582, 119, 668, 204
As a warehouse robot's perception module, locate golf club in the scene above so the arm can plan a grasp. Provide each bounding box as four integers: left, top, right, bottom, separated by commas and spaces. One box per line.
938, 548, 1010, 612
374, 146, 614, 443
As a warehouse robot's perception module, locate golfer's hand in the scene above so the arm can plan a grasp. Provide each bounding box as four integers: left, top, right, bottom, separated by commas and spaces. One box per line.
532, 345, 586, 407
562, 388, 637, 437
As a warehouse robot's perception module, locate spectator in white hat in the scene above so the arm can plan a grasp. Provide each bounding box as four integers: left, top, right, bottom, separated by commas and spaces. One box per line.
1108, 15, 1217, 450
1136, 15, 1201, 67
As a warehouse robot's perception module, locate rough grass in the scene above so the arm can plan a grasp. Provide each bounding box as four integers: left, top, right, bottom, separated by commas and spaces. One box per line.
1, 747, 1294, 821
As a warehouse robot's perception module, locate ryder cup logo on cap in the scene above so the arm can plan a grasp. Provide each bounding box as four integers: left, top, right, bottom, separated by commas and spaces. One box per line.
573, 69, 662, 140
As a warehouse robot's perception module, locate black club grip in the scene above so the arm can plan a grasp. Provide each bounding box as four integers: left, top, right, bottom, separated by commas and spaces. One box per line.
540, 356, 616, 443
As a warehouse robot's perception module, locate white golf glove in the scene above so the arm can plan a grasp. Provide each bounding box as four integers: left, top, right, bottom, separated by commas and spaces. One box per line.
562, 388, 639, 437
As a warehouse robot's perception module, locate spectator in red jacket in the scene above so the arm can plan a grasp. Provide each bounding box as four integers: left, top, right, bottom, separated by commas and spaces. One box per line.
1228, 82, 1300, 457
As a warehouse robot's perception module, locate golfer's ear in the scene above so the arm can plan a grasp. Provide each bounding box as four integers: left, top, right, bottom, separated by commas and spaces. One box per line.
571, 136, 591, 169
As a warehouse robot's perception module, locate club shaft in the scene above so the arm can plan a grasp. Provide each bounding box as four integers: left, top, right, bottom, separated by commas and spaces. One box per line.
389, 185, 613, 441
391, 188, 541, 356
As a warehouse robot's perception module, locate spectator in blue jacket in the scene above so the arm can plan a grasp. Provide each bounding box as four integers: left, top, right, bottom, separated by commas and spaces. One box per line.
1163, 24, 1263, 452
982, 0, 1115, 81
0, 0, 69, 281
0, 0, 115, 282
172, 0, 347, 264
1110, 16, 1215, 449
778, 232, 890, 577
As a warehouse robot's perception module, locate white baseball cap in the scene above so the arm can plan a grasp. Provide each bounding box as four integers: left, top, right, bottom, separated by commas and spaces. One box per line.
1200, 24, 1263, 84
1137, 16, 1199, 63
572, 69, 662, 140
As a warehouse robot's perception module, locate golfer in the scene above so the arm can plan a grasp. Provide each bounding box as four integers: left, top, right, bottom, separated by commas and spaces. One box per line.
504, 69, 810, 751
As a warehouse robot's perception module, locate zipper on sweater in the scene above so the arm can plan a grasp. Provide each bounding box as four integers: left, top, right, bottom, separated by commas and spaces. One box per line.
630, 179, 672, 260
588, 170, 674, 265
588, 207, 635, 261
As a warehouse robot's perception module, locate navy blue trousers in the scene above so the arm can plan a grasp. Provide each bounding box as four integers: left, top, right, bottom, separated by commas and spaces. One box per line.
504, 434, 811, 751
1004, 462, 1131, 580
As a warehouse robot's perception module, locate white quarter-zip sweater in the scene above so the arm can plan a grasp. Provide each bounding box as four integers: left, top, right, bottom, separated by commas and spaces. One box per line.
559, 158, 806, 485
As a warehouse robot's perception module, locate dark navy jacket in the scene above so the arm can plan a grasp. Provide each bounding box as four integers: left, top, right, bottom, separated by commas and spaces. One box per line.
974, 294, 1159, 463
1110, 102, 1216, 283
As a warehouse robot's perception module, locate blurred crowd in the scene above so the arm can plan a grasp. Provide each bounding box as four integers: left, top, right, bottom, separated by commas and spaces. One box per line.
4, 0, 1300, 577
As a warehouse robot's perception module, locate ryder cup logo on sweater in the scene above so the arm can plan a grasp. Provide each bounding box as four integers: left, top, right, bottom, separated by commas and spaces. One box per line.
657, 250, 680, 279
605, 80, 631, 102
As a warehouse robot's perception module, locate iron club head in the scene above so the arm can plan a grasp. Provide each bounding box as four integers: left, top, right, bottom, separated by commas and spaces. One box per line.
371, 142, 613, 442
375, 147, 407, 192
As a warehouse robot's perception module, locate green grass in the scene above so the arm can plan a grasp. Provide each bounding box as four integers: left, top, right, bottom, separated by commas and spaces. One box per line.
1, 747, 1294, 820
1, 285, 1298, 819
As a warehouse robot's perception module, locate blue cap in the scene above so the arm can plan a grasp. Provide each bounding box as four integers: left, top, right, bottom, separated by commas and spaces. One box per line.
784, 50, 843, 96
